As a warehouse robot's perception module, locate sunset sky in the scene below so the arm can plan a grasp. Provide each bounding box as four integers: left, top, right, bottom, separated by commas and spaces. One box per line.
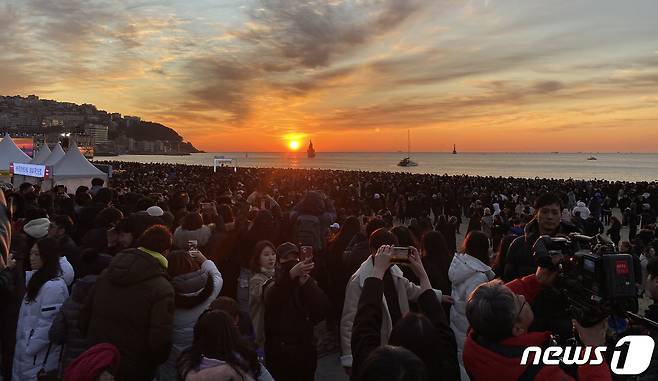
1, 0, 657, 152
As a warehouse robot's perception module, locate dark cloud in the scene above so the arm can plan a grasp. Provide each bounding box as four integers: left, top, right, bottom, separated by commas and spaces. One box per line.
533, 80, 563, 93
182, 57, 257, 121
180, 0, 432, 120
315, 79, 573, 130
275, 65, 361, 95
25, 0, 115, 50
239, 0, 428, 69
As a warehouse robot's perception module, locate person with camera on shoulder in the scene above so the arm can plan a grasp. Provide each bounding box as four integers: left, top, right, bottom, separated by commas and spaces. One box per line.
463, 265, 612, 381
504, 193, 580, 282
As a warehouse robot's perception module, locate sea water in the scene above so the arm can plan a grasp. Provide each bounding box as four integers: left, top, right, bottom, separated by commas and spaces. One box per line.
95, 152, 658, 182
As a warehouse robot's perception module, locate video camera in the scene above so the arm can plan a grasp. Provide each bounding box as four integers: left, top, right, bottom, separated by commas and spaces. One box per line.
532, 233, 636, 327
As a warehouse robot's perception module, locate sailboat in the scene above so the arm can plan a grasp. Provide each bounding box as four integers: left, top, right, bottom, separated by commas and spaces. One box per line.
452, 144, 457, 154
307, 140, 316, 158
397, 130, 418, 167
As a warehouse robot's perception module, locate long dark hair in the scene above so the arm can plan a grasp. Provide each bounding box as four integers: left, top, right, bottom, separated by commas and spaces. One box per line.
421, 231, 450, 260
462, 230, 490, 266
177, 310, 261, 380
493, 234, 518, 279
388, 313, 439, 380
249, 240, 276, 273
26, 238, 62, 303
331, 216, 361, 248
391, 226, 419, 249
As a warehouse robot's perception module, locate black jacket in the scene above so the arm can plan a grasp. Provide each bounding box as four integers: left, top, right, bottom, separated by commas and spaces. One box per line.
640, 304, 658, 381
351, 277, 460, 381
504, 219, 580, 281
344, 233, 370, 279
59, 235, 82, 276
49, 275, 98, 368
0, 191, 22, 381
264, 261, 329, 381
79, 248, 174, 381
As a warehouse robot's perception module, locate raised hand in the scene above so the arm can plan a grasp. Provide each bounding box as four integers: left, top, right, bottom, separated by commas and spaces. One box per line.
290, 258, 314, 280
372, 245, 393, 279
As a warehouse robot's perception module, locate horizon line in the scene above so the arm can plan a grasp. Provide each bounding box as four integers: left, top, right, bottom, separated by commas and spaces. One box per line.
195, 151, 658, 154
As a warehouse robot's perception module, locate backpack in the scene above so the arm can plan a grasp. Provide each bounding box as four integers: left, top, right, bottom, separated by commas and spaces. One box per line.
294, 214, 324, 254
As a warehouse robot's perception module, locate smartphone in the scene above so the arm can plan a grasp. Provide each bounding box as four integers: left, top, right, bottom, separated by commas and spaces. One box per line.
300, 246, 314, 262
391, 246, 411, 264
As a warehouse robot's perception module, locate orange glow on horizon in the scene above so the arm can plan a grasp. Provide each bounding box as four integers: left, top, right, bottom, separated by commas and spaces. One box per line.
289, 140, 300, 151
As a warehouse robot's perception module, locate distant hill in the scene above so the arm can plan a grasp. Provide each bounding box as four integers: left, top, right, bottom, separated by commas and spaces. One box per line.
0, 95, 201, 153
112, 119, 185, 142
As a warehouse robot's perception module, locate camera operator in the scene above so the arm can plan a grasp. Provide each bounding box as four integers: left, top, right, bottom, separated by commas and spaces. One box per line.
463, 267, 612, 381
504, 193, 580, 281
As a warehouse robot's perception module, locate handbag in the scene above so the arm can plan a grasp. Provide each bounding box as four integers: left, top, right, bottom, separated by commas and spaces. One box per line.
36, 343, 61, 381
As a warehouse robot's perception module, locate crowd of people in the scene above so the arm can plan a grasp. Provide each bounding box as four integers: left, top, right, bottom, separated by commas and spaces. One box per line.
1, 161, 658, 380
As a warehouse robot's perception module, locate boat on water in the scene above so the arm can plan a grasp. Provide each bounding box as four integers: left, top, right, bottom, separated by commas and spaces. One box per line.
307, 140, 316, 158
452, 144, 457, 154
587, 156, 597, 160
398, 157, 418, 167
397, 130, 418, 167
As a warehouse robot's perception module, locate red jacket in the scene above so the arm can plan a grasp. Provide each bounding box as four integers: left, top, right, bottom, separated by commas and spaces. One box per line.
462, 274, 611, 381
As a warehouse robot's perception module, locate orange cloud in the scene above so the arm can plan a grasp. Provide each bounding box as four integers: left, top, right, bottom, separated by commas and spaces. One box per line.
2, 1, 658, 152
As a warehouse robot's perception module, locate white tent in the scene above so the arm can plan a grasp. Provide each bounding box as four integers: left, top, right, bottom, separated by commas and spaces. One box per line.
10, 143, 54, 186
45, 143, 66, 165
31, 143, 52, 164
0, 133, 31, 170
50, 144, 107, 192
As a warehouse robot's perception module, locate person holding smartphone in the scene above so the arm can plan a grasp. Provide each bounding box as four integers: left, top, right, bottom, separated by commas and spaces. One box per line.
157, 246, 223, 381
263, 242, 329, 381
340, 228, 453, 376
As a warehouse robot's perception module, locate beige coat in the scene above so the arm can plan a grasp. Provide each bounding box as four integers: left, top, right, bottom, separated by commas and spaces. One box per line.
249, 269, 274, 348
339, 258, 443, 367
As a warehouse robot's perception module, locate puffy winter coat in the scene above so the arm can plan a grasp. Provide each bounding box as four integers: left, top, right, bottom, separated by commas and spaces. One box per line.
59, 256, 75, 287
449, 253, 495, 380
49, 275, 98, 369
340, 257, 443, 368
58, 235, 82, 277
13, 272, 68, 381
184, 356, 274, 381
158, 260, 223, 381
79, 247, 175, 381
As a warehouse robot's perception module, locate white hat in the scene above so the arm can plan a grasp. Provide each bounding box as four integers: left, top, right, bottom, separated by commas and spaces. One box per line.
330, 223, 340, 230
146, 206, 164, 217
24, 218, 50, 239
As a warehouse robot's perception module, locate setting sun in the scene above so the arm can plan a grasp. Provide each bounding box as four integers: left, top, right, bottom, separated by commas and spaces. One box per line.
289, 140, 300, 151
